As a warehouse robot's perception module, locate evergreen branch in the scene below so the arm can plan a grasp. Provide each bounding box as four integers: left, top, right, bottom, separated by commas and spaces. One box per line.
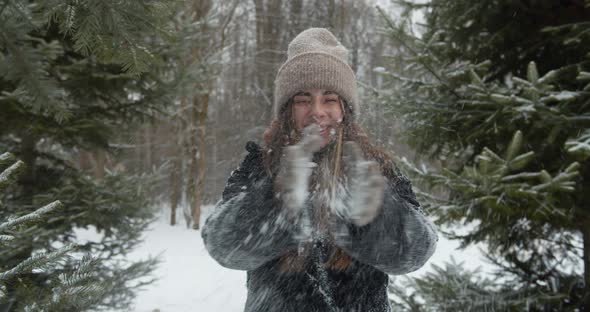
566, 129, 590, 157
384, 71, 433, 86
566, 115, 590, 125
0, 0, 9, 17
50, 284, 105, 310
0, 200, 62, 232
0, 243, 75, 281
541, 21, 590, 33
118, 6, 171, 38
0, 160, 25, 192
5, 1, 37, 30
535, 234, 585, 253
58, 258, 97, 289
391, 0, 432, 10
39, 257, 109, 310
501, 172, 541, 182
0, 152, 15, 166
376, 6, 462, 99
0, 234, 14, 242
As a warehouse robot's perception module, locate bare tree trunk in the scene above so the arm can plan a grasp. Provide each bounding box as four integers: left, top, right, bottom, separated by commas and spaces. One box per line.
191, 0, 211, 19
170, 122, 182, 226
183, 97, 197, 228
170, 171, 179, 226
94, 149, 106, 179
186, 0, 239, 229
78, 150, 92, 171
185, 0, 212, 230
339, 0, 345, 33
327, 0, 336, 29
186, 107, 198, 228
288, 0, 303, 37
253, 0, 283, 117
191, 93, 209, 229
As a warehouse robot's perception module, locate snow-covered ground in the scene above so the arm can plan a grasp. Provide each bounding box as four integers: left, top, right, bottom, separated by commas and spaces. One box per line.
121, 206, 246, 312
121, 205, 491, 312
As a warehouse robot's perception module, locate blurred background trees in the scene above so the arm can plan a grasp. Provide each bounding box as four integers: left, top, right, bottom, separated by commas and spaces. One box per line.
126, 0, 403, 228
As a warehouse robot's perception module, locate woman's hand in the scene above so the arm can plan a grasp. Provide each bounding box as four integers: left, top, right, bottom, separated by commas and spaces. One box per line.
337, 141, 386, 226
277, 124, 323, 218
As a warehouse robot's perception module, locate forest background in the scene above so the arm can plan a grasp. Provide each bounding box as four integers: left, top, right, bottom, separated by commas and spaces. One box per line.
1, 0, 589, 311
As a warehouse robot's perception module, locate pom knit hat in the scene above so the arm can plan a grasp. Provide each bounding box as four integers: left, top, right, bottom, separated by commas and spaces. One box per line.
274, 28, 358, 118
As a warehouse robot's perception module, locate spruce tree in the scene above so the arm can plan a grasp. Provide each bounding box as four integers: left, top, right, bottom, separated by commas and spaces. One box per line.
379, 0, 590, 309
0, 152, 120, 311
390, 258, 527, 311
0, 1, 183, 310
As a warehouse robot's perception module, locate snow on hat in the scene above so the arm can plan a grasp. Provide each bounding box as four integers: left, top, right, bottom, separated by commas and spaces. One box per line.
274, 28, 358, 118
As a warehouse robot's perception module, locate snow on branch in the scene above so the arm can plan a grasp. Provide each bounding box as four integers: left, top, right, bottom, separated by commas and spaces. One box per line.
0, 160, 25, 192
0, 244, 75, 282
0, 152, 16, 166
565, 129, 590, 159
0, 200, 63, 232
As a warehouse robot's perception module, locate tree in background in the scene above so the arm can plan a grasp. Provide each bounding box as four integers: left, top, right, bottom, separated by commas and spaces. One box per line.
128, 0, 405, 227
378, 0, 590, 309
0, 1, 184, 310
151, 0, 238, 228
207, 0, 401, 203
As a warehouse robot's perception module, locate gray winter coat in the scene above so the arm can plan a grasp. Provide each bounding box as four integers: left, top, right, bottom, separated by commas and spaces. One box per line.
201, 142, 437, 312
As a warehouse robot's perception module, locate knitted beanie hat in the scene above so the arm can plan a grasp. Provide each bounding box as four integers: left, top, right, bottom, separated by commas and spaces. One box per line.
274, 28, 358, 118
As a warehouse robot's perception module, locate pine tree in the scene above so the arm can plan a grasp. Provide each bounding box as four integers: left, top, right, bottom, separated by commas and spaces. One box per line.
390, 258, 528, 311
379, 0, 590, 309
0, 1, 183, 310
0, 152, 129, 311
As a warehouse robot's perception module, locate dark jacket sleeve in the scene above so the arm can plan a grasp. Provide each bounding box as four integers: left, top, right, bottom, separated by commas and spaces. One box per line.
332, 168, 438, 275
201, 142, 298, 271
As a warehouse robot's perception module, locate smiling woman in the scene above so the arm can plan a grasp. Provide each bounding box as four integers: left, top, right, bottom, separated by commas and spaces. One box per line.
201, 28, 438, 312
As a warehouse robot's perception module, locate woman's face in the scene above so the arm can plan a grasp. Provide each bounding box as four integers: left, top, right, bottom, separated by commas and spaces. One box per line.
292, 89, 344, 148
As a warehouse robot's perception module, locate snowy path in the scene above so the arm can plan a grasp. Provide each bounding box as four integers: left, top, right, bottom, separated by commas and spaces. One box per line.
126, 206, 247, 312
125, 206, 489, 312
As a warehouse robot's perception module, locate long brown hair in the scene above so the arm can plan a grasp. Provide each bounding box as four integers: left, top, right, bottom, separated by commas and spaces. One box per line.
262, 97, 398, 273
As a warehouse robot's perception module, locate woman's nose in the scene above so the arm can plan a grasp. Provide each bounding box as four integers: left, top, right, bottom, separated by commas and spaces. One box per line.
310, 98, 326, 119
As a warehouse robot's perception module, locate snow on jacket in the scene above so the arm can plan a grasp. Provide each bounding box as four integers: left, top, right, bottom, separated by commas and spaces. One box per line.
201, 141, 438, 312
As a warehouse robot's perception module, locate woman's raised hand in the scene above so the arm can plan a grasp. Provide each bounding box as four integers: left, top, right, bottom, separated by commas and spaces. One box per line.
277, 124, 323, 218
338, 141, 386, 226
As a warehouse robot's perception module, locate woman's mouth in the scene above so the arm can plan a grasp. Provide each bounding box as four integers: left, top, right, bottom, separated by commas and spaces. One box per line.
318, 125, 333, 137
319, 126, 338, 139
303, 123, 337, 140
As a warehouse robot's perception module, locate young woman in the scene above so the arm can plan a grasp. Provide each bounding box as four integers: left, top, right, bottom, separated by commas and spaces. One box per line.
202, 28, 437, 312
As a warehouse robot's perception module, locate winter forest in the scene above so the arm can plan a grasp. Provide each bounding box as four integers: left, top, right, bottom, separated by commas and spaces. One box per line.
1, 0, 590, 311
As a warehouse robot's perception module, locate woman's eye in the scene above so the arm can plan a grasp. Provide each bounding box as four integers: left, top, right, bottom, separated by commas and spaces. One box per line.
294, 99, 311, 105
